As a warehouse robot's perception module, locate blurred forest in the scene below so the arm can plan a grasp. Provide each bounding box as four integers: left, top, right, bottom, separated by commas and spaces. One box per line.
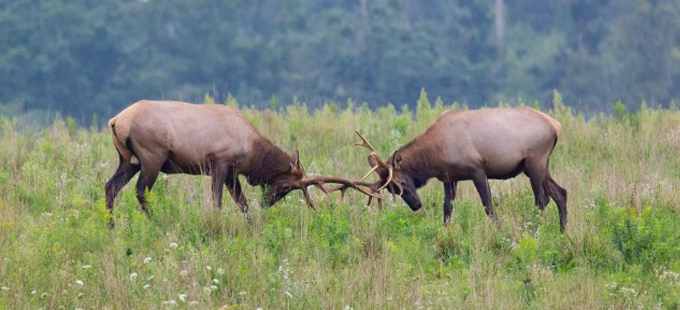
1, 0, 680, 118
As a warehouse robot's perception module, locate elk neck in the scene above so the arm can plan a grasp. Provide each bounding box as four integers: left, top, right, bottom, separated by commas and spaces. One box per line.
241, 137, 293, 186
395, 135, 444, 189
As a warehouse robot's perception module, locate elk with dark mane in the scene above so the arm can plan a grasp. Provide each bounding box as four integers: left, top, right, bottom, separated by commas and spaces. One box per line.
105, 100, 377, 227
341, 107, 568, 231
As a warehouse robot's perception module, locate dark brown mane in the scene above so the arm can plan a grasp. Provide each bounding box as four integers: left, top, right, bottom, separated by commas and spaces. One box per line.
393, 131, 443, 188
243, 136, 293, 185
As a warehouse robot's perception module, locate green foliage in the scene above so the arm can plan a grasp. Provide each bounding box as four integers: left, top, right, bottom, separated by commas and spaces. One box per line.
614, 101, 641, 129
2, 0, 679, 117
1, 102, 680, 308
66, 117, 77, 138
269, 95, 277, 111
203, 92, 215, 104
615, 101, 628, 120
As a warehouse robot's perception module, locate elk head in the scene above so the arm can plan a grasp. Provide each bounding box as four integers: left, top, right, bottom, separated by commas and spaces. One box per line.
352, 131, 422, 211
263, 149, 381, 210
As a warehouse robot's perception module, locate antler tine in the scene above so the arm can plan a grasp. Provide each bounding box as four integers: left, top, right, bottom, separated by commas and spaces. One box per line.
394, 182, 404, 196
355, 131, 390, 169
354, 131, 396, 191
312, 183, 330, 196
300, 186, 317, 211
358, 164, 379, 182
377, 166, 394, 190
302, 176, 383, 200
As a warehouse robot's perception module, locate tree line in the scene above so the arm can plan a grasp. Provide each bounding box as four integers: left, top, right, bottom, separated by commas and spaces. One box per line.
1, 0, 679, 118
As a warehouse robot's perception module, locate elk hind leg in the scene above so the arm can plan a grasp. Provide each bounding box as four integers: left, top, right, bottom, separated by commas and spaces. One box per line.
105, 154, 140, 228
544, 174, 568, 231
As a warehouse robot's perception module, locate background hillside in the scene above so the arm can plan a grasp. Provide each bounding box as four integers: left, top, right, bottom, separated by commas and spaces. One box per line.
2, 0, 680, 119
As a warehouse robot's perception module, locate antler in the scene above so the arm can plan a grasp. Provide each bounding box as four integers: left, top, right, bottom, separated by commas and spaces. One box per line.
299, 176, 382, 209
355, 131, 393, 190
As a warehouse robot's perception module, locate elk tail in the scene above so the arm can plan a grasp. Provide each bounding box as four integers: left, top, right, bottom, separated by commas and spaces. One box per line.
109, 117, 140, 165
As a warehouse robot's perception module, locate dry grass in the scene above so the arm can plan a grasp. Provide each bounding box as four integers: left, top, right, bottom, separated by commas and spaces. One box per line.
1, 94, 680, 309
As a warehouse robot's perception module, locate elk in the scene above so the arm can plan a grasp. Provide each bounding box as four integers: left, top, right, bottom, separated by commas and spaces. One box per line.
344, 107, 568, 231
105, 100, 377, 227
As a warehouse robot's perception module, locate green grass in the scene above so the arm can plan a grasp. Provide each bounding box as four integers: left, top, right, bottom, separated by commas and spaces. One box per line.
2, 95, 680, 309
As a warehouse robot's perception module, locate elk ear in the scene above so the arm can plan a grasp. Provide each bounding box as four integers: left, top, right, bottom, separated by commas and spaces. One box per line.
367, 154, 378, 168
391, 151, 402, 169
290, 149, 302, 173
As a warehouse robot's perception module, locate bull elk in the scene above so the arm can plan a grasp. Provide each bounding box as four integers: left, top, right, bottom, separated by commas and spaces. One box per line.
346, 107, 568, 231
105, 100, 377, 227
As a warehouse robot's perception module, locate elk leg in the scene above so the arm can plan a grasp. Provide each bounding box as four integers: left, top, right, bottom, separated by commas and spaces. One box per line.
472, 172, 497, 221
136, 162, 162, 217
544, 174, 568, 231
211, 164, 228, 209
105, 154, 140, 228
524, 160, 550, 211
443, 181, 457, 227
226, 170, 248, 213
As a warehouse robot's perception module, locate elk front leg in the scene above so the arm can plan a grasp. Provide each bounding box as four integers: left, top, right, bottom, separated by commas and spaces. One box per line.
443, 181, 457, 227
136, 162, 162, 217
211, 164, 228, 209
226, 170, 248, 213
472, 172, 498, 222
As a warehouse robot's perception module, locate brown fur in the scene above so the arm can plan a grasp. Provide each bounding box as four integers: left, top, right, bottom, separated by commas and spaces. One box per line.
363, 107, 568, 231
105, 100, 311, 227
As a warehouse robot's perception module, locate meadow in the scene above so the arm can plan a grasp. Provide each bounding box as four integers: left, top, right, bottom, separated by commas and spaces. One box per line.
2, 92, 680, 309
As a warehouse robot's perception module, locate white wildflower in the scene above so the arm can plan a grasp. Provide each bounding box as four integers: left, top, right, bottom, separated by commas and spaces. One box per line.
31, 290, 37, 295
143, 257, 152, 264
41, 292, 48, 298
190, 301, 199, 306
203, 287, 212, 293
217, 268, 225, 275
239, 291, 247, 295
206, 266, 212, 271
143, 284, 151, 290
210, 285, 218, 291
81, 265, 92, 270
212, 278, 219, 284
169, 242, 178, 249
285, 291, 292, 298
129, 272, 138, 281
0, 286, 8, 291
75, 280, 84, 286
178, 294, 187, 302
147, 275, 154, 281
42, 212, 52, 217
162, 300, 177, 306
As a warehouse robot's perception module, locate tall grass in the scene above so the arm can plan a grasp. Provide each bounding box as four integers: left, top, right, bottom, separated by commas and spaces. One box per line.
1, 92, 680, 309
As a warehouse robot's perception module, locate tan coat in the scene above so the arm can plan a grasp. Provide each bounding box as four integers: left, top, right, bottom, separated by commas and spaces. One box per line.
361, 107, 568, 231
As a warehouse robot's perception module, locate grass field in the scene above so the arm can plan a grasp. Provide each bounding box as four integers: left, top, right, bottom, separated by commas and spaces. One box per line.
2, 92, 680, 309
